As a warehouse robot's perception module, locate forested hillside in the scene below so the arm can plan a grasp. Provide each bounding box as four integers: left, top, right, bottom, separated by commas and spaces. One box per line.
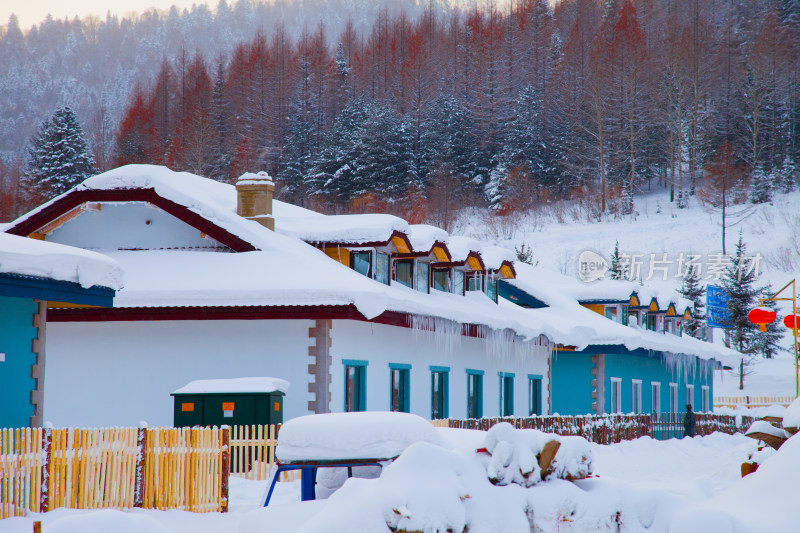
2, 0, 800, 227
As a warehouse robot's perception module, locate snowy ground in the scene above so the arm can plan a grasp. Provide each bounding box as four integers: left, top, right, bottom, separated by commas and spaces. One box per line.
2, 430, 792, 533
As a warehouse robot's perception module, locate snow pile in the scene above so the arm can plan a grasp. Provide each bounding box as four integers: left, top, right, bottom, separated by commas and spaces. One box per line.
172, 377, 290, 395
447, 235, 482, 262
45, 510, 170, 533
0, 232, 124, 290
781, 396, 800, 433
669, 433, 800, 533
276, 412, 444, 462
480, 423, 593, 487
479, 245, 515, 270
744, 420, 788, 441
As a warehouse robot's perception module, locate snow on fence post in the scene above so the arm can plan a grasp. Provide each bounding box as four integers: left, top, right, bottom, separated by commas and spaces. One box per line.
220, 426, 230, 513
133, 426, 147, 508
39, 426, 52, 513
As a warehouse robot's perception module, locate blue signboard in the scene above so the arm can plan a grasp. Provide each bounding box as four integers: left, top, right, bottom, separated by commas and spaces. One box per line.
706, 285, 731, 328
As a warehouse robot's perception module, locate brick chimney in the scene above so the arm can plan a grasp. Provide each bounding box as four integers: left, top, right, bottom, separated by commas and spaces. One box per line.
235, 171, 275, 231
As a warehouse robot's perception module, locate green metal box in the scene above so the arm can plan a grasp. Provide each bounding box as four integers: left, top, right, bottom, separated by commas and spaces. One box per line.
171, 378, 287, 427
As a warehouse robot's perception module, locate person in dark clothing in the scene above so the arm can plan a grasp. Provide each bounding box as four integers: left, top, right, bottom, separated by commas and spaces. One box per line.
683, 403, 696, 438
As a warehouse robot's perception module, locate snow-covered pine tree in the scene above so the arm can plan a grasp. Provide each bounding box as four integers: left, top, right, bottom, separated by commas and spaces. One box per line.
778, 155, 796, 193
749, 164, 773, 204
25, 106, 97, 199
679, 264, 705, 339
721, 233, 760, 355
609, 240, 624, 280
753, 286, 783, 359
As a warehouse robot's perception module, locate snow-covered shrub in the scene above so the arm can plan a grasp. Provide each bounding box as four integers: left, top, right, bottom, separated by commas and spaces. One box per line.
479, 422, 593, 487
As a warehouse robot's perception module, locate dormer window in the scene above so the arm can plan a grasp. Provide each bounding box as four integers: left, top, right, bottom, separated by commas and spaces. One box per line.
395, 259, 414, 288
415, 262, 430, 294
375, 252, 391, 285
350, 250, 372, 278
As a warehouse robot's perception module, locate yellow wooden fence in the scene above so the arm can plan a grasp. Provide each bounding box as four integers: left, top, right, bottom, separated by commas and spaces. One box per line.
229, 424, 300, 482
714, 395, 796, 409
0, 426, 229, 519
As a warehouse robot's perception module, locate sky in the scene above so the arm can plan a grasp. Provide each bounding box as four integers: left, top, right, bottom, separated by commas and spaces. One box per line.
3, 0, 212, 29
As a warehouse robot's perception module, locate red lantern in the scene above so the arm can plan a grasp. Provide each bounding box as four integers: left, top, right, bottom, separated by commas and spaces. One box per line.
748, 307, 777, 332
784, 315, 800, 336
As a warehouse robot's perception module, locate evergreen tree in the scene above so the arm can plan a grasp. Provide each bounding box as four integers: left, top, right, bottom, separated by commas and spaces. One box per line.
25, 106, 97, 198
679, 264, 706, 339
721, 233, 761, 354
749, 164, 773, 204
609, 240, 624, 280
778, 155, 796, 193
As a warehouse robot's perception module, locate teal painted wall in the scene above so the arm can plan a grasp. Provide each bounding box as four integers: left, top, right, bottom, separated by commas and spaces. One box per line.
551, 351, 594, 415
0, 295, 37, 428
604, 352, 714, 414
551, 349, 715, 416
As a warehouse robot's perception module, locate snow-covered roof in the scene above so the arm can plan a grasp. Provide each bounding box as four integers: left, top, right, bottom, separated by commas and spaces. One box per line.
0, 232, 124, 290
408, 224, 449, 253
507, 264, 740, 365
277, 212, 409, 245
480, 245, 515, 271
447, 236, 482, 263
172, 377, 290, 395
276, 412, 445, 462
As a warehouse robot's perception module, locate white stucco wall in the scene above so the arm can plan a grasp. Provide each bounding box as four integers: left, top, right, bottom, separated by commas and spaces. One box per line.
44, 319, 313, 427
330, 320, 550, 419
46, 202, 225, 250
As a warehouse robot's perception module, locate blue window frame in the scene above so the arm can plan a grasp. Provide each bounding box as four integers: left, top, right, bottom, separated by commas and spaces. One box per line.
389, 363, 411, 413
430, 366, 450, 419
499, 372, 514, 416
394, 260, 414, 288
350, 250, 372, 278
432, 269, 450, 292
528, 374, 542, 416
466, 369, 483, 419
415, 262, 430, 294
343, 359, 368, 412
375, 252, 391, 285
467, 272, 482, 292
453, 270, 465, 295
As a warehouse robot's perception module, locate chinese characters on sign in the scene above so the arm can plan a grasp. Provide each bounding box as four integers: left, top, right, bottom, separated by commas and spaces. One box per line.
579, 251, 763, 283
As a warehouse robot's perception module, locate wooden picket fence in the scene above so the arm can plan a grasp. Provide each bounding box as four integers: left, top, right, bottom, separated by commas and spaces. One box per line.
714, 395, 796, 409
229, 424, 300, 482
0, 426, 229, 519
431, 412, 755, 443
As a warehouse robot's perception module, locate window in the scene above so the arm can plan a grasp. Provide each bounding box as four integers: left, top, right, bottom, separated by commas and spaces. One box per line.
415, 261, 430, 294
609, 378, 622, 414
350, 250, 372, 278
528, 375, 543, 416
467, 272, 482, 292
487, 276, 498, 302
432, 269, 450, 292
646, 314, 657, 331
466, 370, 483, 419
701, 385, 709, 413
669, 383, 678, 413
343, 360, 368, 412
629, 311, 639, 326
394, 260, 414, 288
685, 384, 695, 411
431, 366, 449, 419
389, 364, 410, 413
375, 252, 391, 285
651, 382, 661, 413
499, 373, 514, 416
453, 270, 465, 295
604, 307, 616, 320
632, 380, 642, 414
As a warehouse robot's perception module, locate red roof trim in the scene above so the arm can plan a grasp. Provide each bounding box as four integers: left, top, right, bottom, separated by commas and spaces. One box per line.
6, 188, 258, 252
46, 304, 488, 339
